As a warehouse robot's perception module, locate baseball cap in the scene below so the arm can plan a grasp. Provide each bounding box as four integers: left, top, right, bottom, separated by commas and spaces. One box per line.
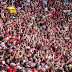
10, 63, 16, 67
11, 51, 15, 53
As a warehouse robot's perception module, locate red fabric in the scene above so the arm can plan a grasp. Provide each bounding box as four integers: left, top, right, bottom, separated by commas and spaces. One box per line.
68, 0, 71, 2
14, 23, 16, 26
0, 5, 2, 7
45, 21, 47, 24
31, 69, 34, 72
12, 68, 17, 72
7, 65, 10, 70
55, 58, 58, 62
10, 2, 12, 6
9, 39, 13, 44
43, 52, 45, 55
17, 4, 19, 7
47, 0, 49, 3
50, 7, 51, 9
56, 51, 60, 54
65, 43, 68, 46
11, 51, 15, 53
15, 37, 20, 41
52, 26, 54, 29
7, 68, 12, 72
61, 57, 64, 60
30, 13, 33, 16
12, 22, 13, 24
38, 0, 40, 2
33, 30, 36, 34
41, 1, 43, 7
9, 32, 11, 36
16, 41, 19, 43
7, 68, 17, 72
5, 31, 8, 34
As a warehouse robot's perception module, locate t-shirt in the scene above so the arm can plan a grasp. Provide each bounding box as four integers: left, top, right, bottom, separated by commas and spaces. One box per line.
9, 39, 13, 44
7, 68, 17, 72
7, 68, 12, 72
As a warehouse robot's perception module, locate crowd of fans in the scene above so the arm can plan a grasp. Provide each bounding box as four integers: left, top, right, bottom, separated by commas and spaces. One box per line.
0, 0, 72, 72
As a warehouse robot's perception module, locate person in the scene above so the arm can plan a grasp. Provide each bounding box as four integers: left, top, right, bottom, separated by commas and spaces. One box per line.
0, 0, 72, 72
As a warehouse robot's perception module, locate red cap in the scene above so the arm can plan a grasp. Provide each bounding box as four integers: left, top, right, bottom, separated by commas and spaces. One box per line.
56, 51, 60, 54
30, 14, 33, 16
16, 41, 19, 43
11, 51, 14, 53
5, 31, 8, 34
33, 31, 36, 34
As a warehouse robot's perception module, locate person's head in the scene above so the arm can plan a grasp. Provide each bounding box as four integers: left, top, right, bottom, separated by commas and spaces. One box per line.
37, 65, 41, 71
17, 66, 22, 72
28, 56, 32, 61
64, 65, 69, 72
3, 64, 7, 71
68, 64, 72, 71
15, 43, 20, 47
5, 58, 10, 65
6, 49, 11, 54
59, 67, 64, 72
41, 68, 46, 72
10, 63, 16, 69
20, 60, 23, 66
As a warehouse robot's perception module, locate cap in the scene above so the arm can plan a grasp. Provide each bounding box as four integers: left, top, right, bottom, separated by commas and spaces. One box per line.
12, 47, 16, 49
17, 66, 22, 69
56, 51, 60, 54
11, 51, 14, 53
27, 46, 30, 49
10, 63, 16, 67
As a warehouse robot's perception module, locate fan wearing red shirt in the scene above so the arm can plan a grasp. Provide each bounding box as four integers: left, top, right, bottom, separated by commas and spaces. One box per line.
7, 63, 17, 72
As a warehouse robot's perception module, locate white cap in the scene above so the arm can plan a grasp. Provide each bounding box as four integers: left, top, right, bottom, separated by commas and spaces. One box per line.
27, 46, 30, 49
17, 66, 22, 69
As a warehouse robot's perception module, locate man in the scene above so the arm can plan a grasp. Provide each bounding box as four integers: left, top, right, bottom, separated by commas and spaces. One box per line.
7, 63, 17, 72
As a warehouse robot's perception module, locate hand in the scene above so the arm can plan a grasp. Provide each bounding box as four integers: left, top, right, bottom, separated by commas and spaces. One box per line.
69, 58, 72, 61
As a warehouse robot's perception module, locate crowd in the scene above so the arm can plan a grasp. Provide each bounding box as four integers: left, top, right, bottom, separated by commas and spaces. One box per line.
0, 0, 72, 72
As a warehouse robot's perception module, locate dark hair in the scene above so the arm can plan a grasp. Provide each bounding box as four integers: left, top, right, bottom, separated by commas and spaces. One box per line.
23, 62, 26, 67
20, 60, 23, 63
40, 57, 43, 60
7, 44, 11, 48
43, 60, 46, 63
32, 54, 34, 58
45, 49, 47, 53
35, 64, 38, 68
11, 41, 14, 44
0, 36, 3, 41
17, 69, 22, 72
26, 53, 29, 55
33, 59, 35, 62
22, 54, 24, 57
0, 14, 1, 17
28, 56, 31, 60
15, 43, 19, 45
58, 69, 63, 72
